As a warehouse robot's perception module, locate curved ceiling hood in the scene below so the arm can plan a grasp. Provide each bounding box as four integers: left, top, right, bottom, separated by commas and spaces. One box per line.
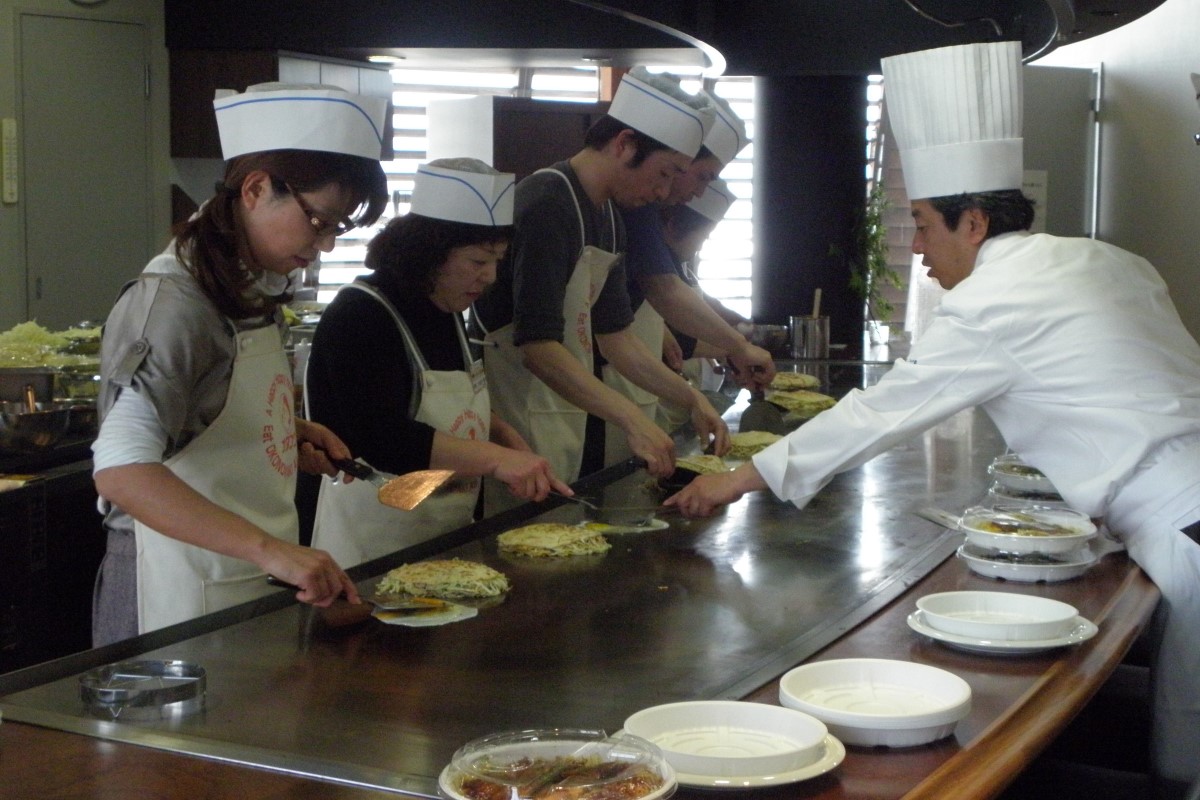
561, 0, 726, 76
164, 0, 1169, 75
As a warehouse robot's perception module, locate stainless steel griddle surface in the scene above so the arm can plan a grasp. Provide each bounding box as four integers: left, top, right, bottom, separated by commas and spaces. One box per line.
1, 366, 1005, 796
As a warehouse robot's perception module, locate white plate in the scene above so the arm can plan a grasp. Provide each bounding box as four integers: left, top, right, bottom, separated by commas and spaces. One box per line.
957, 543, 1098, 583
672, 734, 845, 790
907, 610, 1097, 654
372, 603, 477, 627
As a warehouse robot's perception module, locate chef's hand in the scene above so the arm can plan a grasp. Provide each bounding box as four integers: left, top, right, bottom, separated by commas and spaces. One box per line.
664, 462, 768, 518
727, 343, 776, 391
296, 418, 354, 480
262, 540, 360, 607
688, 389, 731, 456
495, 450, 573, 502
624, 415, 677, 478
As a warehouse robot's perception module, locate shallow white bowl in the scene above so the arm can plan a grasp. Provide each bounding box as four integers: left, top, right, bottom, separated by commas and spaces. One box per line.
623, 701, 828, 778
957, 543, 1098, 583
960, 506, 1097, 555
988, 454, 1057, 494
916, 591, 1079, 641
778, 659, 971, 748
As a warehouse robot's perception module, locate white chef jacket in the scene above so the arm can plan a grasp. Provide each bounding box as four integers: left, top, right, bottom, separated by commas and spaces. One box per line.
752, 230, 1200, 784
754, 231, 1200, 517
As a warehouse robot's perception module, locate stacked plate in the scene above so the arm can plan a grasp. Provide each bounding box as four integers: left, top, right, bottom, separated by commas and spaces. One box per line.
777, 659, 972, 748
622, 701, 844, 789
988, 454, 1057, 494
907, 590, 1098, 654
957, 505, 1099, 583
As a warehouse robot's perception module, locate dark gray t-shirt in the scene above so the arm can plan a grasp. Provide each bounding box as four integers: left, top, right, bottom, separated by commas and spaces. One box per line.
472, 161, 634, 345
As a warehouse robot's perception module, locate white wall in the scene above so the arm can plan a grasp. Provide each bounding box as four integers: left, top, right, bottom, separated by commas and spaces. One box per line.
1035, 0, 1200, 338
0, 0, 171, 330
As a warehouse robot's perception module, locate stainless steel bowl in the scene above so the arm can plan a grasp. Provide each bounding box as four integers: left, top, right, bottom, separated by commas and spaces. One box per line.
0, 400, 72, 451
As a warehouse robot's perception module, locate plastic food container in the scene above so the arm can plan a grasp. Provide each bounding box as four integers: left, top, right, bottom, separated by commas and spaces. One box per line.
915, 591, 1079, 641
985, 481, 1068, 509
957, 543, 1098, 583
988, 454, 1057, 494
623, 700, 829, 778
439, 728, 676, 800
778, 659, 971, 748
960, 505, 1097, 555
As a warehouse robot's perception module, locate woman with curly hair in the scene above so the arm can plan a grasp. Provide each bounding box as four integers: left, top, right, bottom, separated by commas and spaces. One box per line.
306, 158, 570, 568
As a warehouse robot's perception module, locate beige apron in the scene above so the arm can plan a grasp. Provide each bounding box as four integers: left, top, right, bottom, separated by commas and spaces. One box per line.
602, 299, 663, 463
310, 284, 488, 568
135, 323, 298, 634
481, 168, 618, 484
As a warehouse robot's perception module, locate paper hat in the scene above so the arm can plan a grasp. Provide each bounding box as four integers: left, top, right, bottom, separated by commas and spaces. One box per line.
213, 83, 388, 161
608, 71, 715, 158
881, 41, 1024, 199
686, 178, 735, 223
700, 92, 749, 166
411, 159, 515, 226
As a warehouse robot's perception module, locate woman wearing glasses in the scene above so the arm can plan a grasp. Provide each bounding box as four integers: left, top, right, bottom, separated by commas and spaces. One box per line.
305, 158, 572, 569
90, 84, 388, 645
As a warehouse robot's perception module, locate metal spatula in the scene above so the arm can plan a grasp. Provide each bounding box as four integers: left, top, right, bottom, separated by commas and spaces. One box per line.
738, 388, 789, 435
332, 458, 455, 511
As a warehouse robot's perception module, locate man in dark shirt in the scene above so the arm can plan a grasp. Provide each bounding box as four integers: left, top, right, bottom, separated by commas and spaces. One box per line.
473, 69, 729, 482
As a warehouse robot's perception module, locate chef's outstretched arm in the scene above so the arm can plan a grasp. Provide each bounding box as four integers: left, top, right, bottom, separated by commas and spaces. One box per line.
595, 327, 731, 456
663, 461, 769, 517
94, 463, 359, 606
519, 338, 678, 476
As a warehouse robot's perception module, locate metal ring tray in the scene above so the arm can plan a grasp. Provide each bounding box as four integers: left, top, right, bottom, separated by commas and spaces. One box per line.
79, 659, 206, 721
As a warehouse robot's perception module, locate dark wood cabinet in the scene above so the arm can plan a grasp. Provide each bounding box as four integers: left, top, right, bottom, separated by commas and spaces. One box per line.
169, 49, 395, 160
0, 457, 105, 674
428, 96, 610, 181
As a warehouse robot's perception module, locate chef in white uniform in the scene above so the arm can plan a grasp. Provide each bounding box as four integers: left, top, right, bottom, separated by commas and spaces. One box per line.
306, 159, 571, 568
91, 84, 389, 644
472, 70, 730, 484
665, 41, 1200, 791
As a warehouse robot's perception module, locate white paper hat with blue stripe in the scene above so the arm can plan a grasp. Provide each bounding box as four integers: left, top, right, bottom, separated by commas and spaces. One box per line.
411, 158, 515, 226
608, 68, 716, 158
213, 82, 388, 161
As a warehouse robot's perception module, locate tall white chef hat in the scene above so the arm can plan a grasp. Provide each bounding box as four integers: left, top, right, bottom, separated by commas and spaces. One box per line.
881, 41, 1024, 200
213, 82, 388, 162
608, 68, 716, 158
686, 177, 735, 223
699, 91, 749, 167
411, 158, 515, 226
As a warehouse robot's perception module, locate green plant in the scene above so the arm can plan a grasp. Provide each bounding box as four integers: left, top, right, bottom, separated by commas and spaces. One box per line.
837, 183, 903, 324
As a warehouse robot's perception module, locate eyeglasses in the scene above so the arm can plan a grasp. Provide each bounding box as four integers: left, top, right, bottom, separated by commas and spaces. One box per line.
285, 183, 356, 238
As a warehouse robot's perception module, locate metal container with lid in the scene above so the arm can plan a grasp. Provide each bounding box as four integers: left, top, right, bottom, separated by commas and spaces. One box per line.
79, 660, 206, 721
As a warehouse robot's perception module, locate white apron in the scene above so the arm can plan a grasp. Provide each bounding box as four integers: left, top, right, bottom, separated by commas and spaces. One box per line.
602, 299, 663, 464
310, 283, 488, 569
135, 323, 298, 634
481, 169, 619, 484
1105, 435, 1200, 784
